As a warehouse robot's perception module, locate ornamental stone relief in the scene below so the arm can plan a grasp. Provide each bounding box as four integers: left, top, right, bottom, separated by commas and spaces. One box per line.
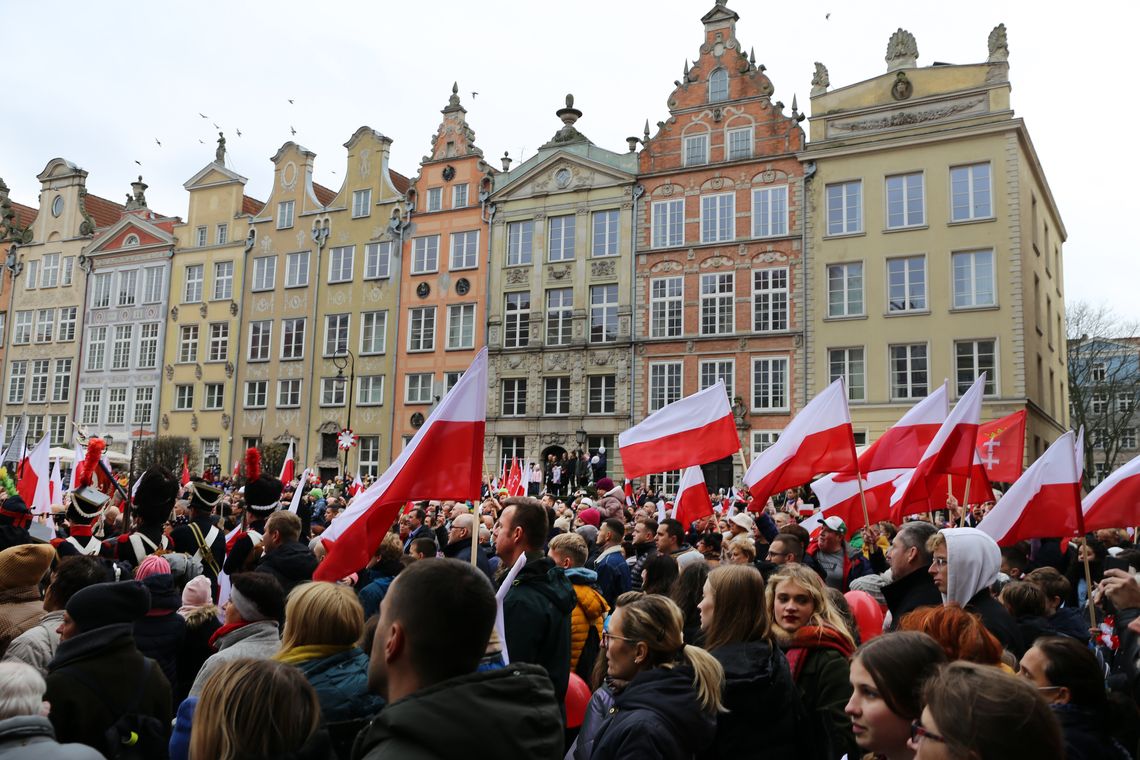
590, 260, 616, 278
751, 251, 788, 265
650, 260, 683, 273
254, 296, 273, 313
700, 255, 734, 269
548, 265, 571, 281
591, 351, 613, 366
505, 269, 529, 285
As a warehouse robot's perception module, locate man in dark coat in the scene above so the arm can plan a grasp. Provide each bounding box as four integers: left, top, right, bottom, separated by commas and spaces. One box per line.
224, 453, 283, 575
0, 496, 34, 552
440, 513, 492, 579
255, 510, 316, 595
881, 521, 943, 630
170, 478, 227, 596
105, 467, 179, 567
401, 507, 434, 554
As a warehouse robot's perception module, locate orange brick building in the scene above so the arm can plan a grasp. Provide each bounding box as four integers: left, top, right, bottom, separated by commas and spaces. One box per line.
633, 1, 807, 491
0, 180, 35, 405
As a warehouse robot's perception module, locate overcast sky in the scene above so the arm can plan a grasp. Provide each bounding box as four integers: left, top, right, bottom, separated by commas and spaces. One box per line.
3, 0, 1135, 320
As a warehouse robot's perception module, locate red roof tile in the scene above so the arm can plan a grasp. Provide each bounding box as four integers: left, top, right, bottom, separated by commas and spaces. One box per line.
313, 183, 336, 207
242, 195, 264, 216
10, 201, 36, 229
390, 171, 411, 195
83, 193, 125, 229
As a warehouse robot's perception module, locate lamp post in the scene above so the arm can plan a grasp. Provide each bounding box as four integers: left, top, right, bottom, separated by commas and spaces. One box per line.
332, 349, 356, 476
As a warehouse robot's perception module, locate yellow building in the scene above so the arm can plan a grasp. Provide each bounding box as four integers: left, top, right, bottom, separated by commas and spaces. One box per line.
801, 25, 1067, 460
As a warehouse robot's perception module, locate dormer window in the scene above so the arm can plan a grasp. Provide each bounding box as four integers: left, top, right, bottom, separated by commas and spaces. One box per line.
709, 68, 729, 103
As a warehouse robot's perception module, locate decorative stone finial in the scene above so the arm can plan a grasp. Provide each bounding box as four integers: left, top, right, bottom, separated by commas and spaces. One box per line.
124, 175, 148, 210
987, 23, 1009, 63
749, 47, 756, 66
643, 119, 651, 142
448, 81, 462, 108
811, 62, 830, 96
215, 132, 226, 163
885, 28, 919, 71
556, 94, 582, 126
565, 93, 574, 109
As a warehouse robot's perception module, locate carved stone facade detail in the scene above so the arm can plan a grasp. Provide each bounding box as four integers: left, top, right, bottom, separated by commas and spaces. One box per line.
590, 260, 616, 278
650, 260, 683, 273
826, 97, 985, 136
700, 255, 734, 269
885, 28, 919, 71
505, 268, 529, 285
811, 62, 830, 96
547, 265, 571, 281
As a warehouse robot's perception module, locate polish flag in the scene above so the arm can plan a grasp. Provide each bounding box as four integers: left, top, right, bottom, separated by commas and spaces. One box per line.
315, 348, 487, 582
743, 379, 858, 505
181, 454, 191, 487
929, 455, 996, 507
856, 384, 948, 475
1082, 451, 1140, 532
279, 441, 295, 484
68, 444, 85, 491
233, 460, 240, 479
671, 466, 714, 528
1073, 426, 1085, 487
49, 459, 63, 505
349, 472, 364, 497
976, 410, 1027, 483
812, 468, 909, 532
17, 436, 51, 515
619, 381, 739, 480
287, 468, 311, 514
977, 432, 1081, 546
505, 458, 525, 498
624, 479, 634, 507
890, 374, 986, 522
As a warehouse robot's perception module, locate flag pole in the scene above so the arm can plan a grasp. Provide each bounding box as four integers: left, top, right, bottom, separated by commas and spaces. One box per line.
854, 474, 872, 532
947, 474, 956, 528
1070, 479, 1097, 631
961, 474, 972, 526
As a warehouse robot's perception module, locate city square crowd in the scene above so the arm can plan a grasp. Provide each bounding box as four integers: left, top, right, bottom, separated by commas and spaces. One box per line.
0, 443, 1138, 759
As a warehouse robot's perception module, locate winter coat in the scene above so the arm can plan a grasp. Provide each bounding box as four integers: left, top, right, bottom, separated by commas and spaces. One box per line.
352, 663, 563, 760
441, 537, 493, 580
358, 575, 394, 621
807, 545, 872, 592
1, 609, 61, 676
781, 625, 857, 760
967, 589, 1025, 657
702, 640, 803, 759
1053, 703, 1132, 760
596, 488, 625, 520
0, 527, 34, 553
169, 515, 227, 587
570, 683, 615, 760
881, 567, 943, 631
588, 664, 717, 760
294, 647, 385, 723
174, 604, 220, 704
133, 573, 187, 691
564, 568, 608, 673
0, 716, 103, 760
257, 541, 318, 596
0, 589, 43, 659
188, 620, 280, 698
44, 623, 172, 753
499, 553, 576, 707
1048, 606, 1091, 644
627, 542, 656, 591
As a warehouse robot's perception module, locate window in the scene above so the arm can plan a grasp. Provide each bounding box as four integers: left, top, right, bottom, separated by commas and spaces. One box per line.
548, 215, 576, 261
652, 199, 684, 249
277, 200, 295, 229
886, 172, 924, 228
701, 63, 728, 100
364, 243, 391, 279
201, 439, 221, 470
699, 359, 735, 401
1123, 428, 1138, 451
950, 163, 992, 221
753, 268, 789, 332
178, 325, 198, 363
252, 256, 276, 291
453, 184, 469, 208
544, 377, 570, 415
86, 327, 108, 371
1091, 362, 1107, 383
588, 375, 616, 414
107, 389, 127, 425
52, 359, 71, 402
751, 431, 781, 461
1118, 393, 1136, 414
684, 134, 709, 167
322, 314, 349, 357
700, 193, 734, 243
752, 186, 788, 238
426, 188, 442, 212
41, 254, 59, 288
544, 289, 573, 346
1092, 430, 1107, 451
328, 246, 354, 283
34, 309, 53, 343
244, 381, 267, 408
826, 180, 862, 235
133, 387, 154, 426
1091, 392, 1109, 415
208, 323, 228, 362
447, 304, 475, 350
204, 383, 225, 410
507, 221, 534, 266
829, 348, 865, 402
450, 231, 479, 270
727, 127, 752, 160
112, 325, 133, 370
752, 357, 789, 411
320, 377, 346, 407
248, 321, 271, 361
118, 270, 137, 306
142, 267, 162, 303
216, 224, 228, 245
92, 273, 112, 308
281, 318, 306, 360
284, 251, 309, 288
700, 273, 734, 335
357, 376, 384, 406
412, 236, 439, 274
887, 256, 926, 312
62, 257, 74, 286
196, 226, 208, 246
81, 389, 102, 425
649, 362, 682, 412
504, 292, 530, 348
360, 311, 387, 355
49, 416, 66, 446
276, 379, 301, 408
26, 260, 37, 289
650, 277, 683, 338
955, 340, 996, 396
826, 263, 864, 318
358, 436, 381, 477
446, 372, 464, 391
952, 250, 995, 308
500, 436, 526, 475
408, 307, 436, 352
890, 344, 929, 400
183, 265, 203, 303
405, 373, 433, 404
210, 261, 234, 300
352, 189, 372, 218
589, 210, 619, 257
12, 312, 30, 345
590, 284, 618, 344
502, 378, 527, 416
6, 361, 25, 404
136, 323, 158, 369
29, 360, 48, 403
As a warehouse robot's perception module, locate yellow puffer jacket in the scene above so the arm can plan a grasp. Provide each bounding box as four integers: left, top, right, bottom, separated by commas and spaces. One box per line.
569, 578, 609, 671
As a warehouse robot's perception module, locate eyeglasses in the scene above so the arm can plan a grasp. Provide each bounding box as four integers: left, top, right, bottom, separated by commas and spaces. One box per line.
601, 631, 638, 647
930, 557, 949, 568
910, 720, 946, 744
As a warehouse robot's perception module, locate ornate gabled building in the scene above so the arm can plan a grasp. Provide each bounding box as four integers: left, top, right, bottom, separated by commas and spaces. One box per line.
634, 0, 807, 492
393, 84, 494, 454
0, 181, 36, 415
484, 96, 638, 477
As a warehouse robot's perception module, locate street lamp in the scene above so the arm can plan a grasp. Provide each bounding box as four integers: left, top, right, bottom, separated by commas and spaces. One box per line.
332, 348, 356, 476
575, 429, 587, 446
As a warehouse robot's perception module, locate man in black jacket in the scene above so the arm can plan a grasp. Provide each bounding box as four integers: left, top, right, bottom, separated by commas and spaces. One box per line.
105, 467, 179, 568
170, 478, 227, 597
224, 458, 283, 575
881, 521, 942, 630
256, 510, 316, 596
440, 512, 492, 579
402, 507, 434, 553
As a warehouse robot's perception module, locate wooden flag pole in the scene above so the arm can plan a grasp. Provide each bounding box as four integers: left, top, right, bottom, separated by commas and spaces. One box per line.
961, 474, 972, 525
947, 474, 955, 528
1083, 554, 1098, 631
854, 474, 872, 532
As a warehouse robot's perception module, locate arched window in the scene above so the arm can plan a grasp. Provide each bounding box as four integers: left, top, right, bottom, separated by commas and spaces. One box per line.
124, 234, 140, 247
709, 68, 729, 103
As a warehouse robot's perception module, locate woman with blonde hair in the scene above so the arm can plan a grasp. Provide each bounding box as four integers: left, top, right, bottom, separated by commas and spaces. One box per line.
190, 657, 330, 760
588, 592, 724, 759
767, 564, 857, 759
727, 534, 756, 565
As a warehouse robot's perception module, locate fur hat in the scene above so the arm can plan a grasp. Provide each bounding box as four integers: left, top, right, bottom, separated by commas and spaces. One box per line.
243, 448, 282, 514
186, 477, 223, 514
0, 495, 31, 529
0, 543, 55, 589
133, 467, 179, 524
66, 581, 151, 632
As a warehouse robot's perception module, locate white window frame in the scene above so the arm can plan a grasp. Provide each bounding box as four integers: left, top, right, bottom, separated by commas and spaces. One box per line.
591, 209, 619, 257
545, 288, 573, 347
244, 381, 268, 409
323, 314, 350, 357
950, 162, 992, 222
41, 254, 59, 288
507, 220, 534, 266
285, 251, 310, 288
826, 180, 863, 236
352, 188, 372, 218
827, 262, 864, 318
182, 266, 203, 303
207, 322, 228, 363
426, 187, 442, 212
751, 186, 788, 238
117, 270, 138, 307
320, 377, 347, 407
503, 292, 530, 349
547, 215, 576, 262
276, 379, 302, 409
92, 273, 111, 308
699, 272, 734, 335
204, 383, 225, 410
142, 267, 163, 304
752, 268, 789, 332
111, 324, 133, 370
727, 127, 752, 160
751, 356, 789, 412
587, 375, 616, 415
132, 387, 154, 426
177, 325, 198, 364
412, 236, 440, 274
683, 133, 709, 167
954, 339, 997, 397
405, 373, 434, 404
52, 359, 71, 403
649, 276, 683, 338
195, 226, 208, 247
885, 172, 925, 229
501, 378, 527, 417
357, 376, 385, 406
589, 284, 618, 344
213, 261, 234, 300
889, 343, 930, 401
886, 255, 927, 313
543, 376, 571, 416
328, 246, 354, 284
277, 200, 295, 229
651, 199, 684, 249
34, 309, 53, 344
364, 242, 391, 280
751, 431, 781, 462
6, 361, 25, 404
699, 359, 735, 401
87, 327, 108, 370
248, 321, 272, 362
951, 249, 996, 309
407, 307, 436, 352
216, 223, 228, 245
12, 311, 31, 345
81, 389, 102, 425
252, 256, 277, 291
708, 68, 729, 103
648, 361, 683, 413
360, 311, 387, 355
281, 318, 306, 360
452, 183, 469, 209
446, 303, 475, 350
829, 347, 866, 403
449, 231, 479, 270
700, 192, 735, 243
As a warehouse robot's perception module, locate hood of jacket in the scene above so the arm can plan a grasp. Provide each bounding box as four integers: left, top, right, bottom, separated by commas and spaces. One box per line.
180, 604, 221, 629
296, 647, 385, 722
570, 580, 609, 624
48, 622, 135, 672
140, 573, 180, 612
514, 555, 576, 616
353, 664, 563, 759
613, 664, 717, 751
0, 714, 56, 743
943, 528, 1001, 605
709, 639, 783, 689
262, 541, 318, 581
564, 567, 598, 585
216, 619, 280, 651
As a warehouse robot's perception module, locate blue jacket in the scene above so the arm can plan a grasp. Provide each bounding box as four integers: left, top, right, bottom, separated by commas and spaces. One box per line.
296, 647, 385, 724
358, 575, 395, 620
594, 546, 632, 608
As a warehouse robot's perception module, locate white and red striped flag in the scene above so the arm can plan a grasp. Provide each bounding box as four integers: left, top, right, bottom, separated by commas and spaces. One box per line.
670, 466, 713, 528
287, 468, 312, 514
743, 378, 858, 505
315, 348, 487, 582
1073, 426, 1085, 486
624, 478, 634, 507
349, 471, 364, 497
505, 458, 525, 497
855, 383, 948, 475
619, 381, 740, 480
279, 441, 295, 484
1082, 452, 1140, 532
812, 468, 909, 532
49, 459, 63, 506
977, 432, 1081, 546
17, 436, 51, 515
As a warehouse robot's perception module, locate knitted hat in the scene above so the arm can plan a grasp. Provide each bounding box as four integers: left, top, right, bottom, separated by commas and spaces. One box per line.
134, 554, 171, 581
575, 525, 599, 544
577, 507, 601, 528
133, 467, 179, 524
180, 575, 212, 609
595, 477, 615, 493
228, 572, 285, 623
66, 581, 151, 632
0, 543, 55, 589
0, 495, 31, 529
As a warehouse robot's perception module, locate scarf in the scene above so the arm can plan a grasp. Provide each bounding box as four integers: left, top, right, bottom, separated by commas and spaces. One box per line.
781, 624, 855, 681
274, 643, 353, 665
209, 621, 250, 649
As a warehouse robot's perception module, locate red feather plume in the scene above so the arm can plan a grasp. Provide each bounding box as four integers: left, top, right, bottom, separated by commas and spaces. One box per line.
78, 438, 106, 489
245, 447, 261, 482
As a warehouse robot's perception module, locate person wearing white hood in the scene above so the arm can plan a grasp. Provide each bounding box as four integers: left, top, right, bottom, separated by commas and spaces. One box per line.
927, 527, 1025, 657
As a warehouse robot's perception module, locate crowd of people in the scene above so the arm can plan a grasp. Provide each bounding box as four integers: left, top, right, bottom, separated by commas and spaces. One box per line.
0, 446, 1139, 759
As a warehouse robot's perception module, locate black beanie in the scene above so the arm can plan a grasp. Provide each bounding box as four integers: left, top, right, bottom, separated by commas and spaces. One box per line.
66, 580, 152, 632
0, 495, 30, 528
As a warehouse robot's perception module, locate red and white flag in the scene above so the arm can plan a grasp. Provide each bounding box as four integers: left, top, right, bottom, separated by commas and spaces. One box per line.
976, 410, 1027, 483
17, 436, 51, 515
890, 374, 986, 522
315, 348, 487, 582
68, 444, 85, 491
929, 454, 996, 507
279, 441, 295, 484
505, 458, 525, 498
287, 468, 312, 514
743, 379, 858, 505
349, 471, 364, 497
624, 478, 634, 507
1082, 451, 1140, 532
812, 468, 909, 532
1073, 426, 1085, 487
49, 459, 63, 505
619, 381, 740, 480
181, 454, 191, 487
977, 432, 1081, 546
671, 466, 713, 528
856, 384, 948, 475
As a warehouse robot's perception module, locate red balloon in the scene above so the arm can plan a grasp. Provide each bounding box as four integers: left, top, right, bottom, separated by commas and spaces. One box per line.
565, 672, 591, 728
845, 590, 885, 643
